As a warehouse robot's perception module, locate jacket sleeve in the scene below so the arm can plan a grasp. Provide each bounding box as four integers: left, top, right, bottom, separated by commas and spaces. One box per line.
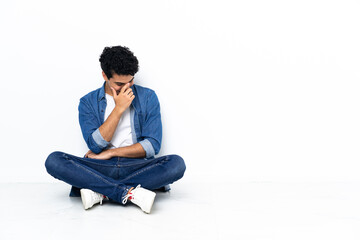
138, 91, 162, 158
78, 98, 109, 154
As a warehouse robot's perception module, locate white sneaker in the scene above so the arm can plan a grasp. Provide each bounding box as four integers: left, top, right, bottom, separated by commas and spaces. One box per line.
122, 185, 156, 214
80, 189, 105, 210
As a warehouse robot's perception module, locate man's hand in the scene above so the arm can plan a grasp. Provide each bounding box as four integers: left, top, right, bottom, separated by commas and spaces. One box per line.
111, 83, 135, 112
85, 149, 114, 160
98, 83, 134, 143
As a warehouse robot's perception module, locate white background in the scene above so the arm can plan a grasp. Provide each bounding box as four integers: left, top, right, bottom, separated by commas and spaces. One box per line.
1, 0, 359, 183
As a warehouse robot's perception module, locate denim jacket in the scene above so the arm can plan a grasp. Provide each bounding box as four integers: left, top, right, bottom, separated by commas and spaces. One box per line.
78, 82, 162, 158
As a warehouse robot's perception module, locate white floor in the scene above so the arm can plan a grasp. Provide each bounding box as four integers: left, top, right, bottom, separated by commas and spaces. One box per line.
1, 179, 360, 240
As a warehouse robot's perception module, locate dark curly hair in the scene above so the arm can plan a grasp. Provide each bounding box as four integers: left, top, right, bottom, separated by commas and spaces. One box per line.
99, 46, 139, 79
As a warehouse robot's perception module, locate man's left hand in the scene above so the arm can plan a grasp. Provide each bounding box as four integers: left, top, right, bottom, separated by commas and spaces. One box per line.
85, 149, 113, 160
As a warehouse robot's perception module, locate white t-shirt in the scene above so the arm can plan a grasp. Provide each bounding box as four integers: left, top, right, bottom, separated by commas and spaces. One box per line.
104, 93, 134, 149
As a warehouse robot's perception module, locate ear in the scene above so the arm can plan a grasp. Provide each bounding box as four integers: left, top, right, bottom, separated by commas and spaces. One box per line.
102, 71, 108, 81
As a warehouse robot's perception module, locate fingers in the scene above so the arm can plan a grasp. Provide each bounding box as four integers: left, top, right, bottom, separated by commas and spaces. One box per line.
124, 88, 133, 95
112, 83, 134, 110
120, 83, 130, 94
85, 150, 92, 158
112, 85, 133, 98
86, 151, 99, 159
110, 87, 117, 96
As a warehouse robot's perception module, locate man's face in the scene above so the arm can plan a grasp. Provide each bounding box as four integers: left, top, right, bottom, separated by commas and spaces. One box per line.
103, 72, 134, 95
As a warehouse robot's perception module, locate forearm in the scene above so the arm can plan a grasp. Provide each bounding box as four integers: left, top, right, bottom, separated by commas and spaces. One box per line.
110, 143, 146, 158
99, 106, 124, 142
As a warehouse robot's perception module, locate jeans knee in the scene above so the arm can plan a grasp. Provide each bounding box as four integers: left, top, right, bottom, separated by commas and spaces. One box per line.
169, 154, 186, 179
45, 151, 65, 176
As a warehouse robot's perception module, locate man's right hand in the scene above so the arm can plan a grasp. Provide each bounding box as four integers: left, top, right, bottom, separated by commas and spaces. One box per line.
111, 83, 135, 112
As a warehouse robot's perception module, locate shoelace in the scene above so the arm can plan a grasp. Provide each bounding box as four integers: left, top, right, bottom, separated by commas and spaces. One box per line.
93, 192, 104, 205
122, 184, 141, 204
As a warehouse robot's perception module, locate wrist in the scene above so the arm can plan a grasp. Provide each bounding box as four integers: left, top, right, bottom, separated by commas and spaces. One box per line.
114, 105, 126, 114
110, 147, 121, 158
108, 148, 116, 158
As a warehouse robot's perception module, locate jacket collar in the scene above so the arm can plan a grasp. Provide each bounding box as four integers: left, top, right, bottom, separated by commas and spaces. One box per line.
98, 82, 106, 102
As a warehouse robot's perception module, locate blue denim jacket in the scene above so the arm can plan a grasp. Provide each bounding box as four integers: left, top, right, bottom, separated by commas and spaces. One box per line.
78, 83, 162, 158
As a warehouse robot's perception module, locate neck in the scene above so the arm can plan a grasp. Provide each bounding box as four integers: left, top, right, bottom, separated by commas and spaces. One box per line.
104, 82, 113, 96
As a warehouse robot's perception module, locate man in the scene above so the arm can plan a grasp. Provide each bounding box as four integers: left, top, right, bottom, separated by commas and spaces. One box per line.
45, 46, 186, 214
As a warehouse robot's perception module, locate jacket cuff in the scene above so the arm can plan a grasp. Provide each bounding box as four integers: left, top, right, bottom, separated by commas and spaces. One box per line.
91, 128, 109, 149
139, 139, 155, 158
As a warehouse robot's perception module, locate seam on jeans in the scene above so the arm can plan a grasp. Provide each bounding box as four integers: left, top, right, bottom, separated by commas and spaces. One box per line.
68, 155, 118, 168
63, 153, 118, 168
117, 159, 153, 167
68, 159, 117, 187
121, 162, 161, 182
120, 156, 169, 182
70, 159, 129, 203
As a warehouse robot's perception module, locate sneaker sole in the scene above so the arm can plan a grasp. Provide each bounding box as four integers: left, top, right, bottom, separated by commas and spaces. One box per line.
80, 189, 92, 210
142, 192, 156, 214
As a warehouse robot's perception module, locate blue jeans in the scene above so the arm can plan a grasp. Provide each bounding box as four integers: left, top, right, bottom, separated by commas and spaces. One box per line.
45, 151, 186, 204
